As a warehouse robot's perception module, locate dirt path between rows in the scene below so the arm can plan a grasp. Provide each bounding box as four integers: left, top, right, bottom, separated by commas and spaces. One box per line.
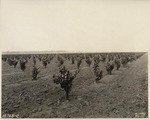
77, 53, 148, 118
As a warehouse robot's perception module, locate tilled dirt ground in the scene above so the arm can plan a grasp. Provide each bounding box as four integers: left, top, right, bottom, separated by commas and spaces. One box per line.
2, 53, 148, 118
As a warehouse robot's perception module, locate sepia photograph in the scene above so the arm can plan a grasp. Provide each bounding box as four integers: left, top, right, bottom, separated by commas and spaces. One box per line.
2, 52, 148, 118
1, 0, 150, 119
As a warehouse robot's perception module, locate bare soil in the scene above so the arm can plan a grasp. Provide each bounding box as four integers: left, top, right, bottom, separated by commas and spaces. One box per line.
2, 53, 148, 118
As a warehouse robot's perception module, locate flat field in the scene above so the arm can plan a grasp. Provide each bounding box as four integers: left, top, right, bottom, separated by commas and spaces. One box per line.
2, 53, 148, 118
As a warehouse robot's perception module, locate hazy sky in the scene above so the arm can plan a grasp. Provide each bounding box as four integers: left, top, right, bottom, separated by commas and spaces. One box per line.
1, 0, 150, 52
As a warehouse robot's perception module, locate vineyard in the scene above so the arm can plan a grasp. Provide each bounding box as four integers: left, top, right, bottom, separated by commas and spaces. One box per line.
2, 52, 148, 118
